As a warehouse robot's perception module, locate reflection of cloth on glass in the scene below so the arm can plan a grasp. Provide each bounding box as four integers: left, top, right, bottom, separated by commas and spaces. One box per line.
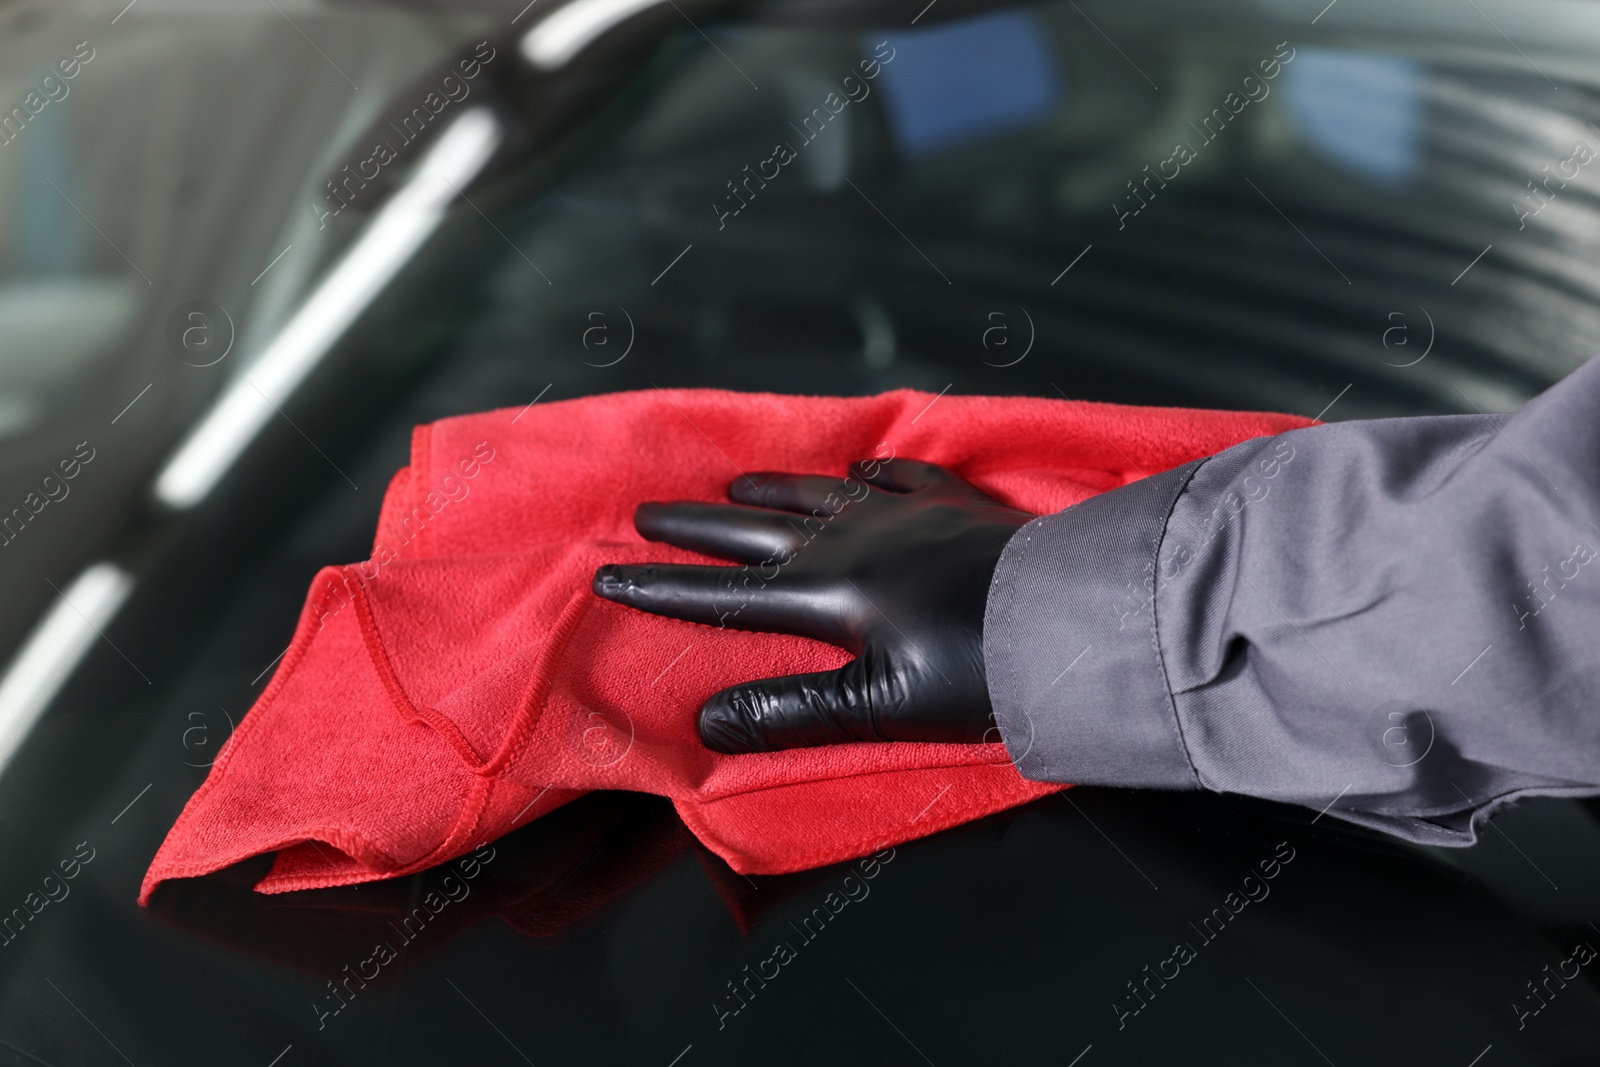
140, 389, 1307, 903
148, 794, 699, 980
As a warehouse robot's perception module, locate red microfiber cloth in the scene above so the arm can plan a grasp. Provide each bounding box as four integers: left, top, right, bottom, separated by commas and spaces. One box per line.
139, 389, 1310, 904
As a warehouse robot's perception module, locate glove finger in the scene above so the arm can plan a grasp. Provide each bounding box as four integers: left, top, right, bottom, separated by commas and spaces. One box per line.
728, 471, 859, 514
593, 563, 827, 634
851, 457, 1000, 503
634, 501, 807, 564
698, 661, 882, 752
848, 457, 955, 493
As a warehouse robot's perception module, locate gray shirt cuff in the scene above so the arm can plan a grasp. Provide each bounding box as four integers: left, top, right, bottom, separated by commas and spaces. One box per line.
983, 462, 1204, 791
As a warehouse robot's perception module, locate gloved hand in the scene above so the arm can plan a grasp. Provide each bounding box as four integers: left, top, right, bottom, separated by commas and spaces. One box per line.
592, 457, 1034, 753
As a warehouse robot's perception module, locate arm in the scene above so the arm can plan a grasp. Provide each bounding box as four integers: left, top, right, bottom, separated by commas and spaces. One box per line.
986, 357, 1600, 844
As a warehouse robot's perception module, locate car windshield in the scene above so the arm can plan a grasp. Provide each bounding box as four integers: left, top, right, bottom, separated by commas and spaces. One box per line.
3, 0, 1600, 1063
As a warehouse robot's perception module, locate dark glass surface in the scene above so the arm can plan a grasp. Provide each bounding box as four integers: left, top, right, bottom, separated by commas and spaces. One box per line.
1, 0, 1599, 1062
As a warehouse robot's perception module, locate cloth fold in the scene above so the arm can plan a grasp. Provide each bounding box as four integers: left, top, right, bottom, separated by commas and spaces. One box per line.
141, 388, 1309, 903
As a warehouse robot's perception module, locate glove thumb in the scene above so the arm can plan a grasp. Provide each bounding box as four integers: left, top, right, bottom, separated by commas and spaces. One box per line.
697, 660, 881, 753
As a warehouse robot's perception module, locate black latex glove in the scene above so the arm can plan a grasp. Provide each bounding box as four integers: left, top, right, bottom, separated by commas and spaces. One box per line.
591, 457, 1034, 753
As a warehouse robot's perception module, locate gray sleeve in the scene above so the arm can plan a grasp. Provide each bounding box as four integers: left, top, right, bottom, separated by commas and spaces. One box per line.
984, 357, 1600, 846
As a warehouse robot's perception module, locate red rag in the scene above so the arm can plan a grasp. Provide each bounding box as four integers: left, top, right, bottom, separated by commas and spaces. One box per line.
139, 389, 1310, 903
